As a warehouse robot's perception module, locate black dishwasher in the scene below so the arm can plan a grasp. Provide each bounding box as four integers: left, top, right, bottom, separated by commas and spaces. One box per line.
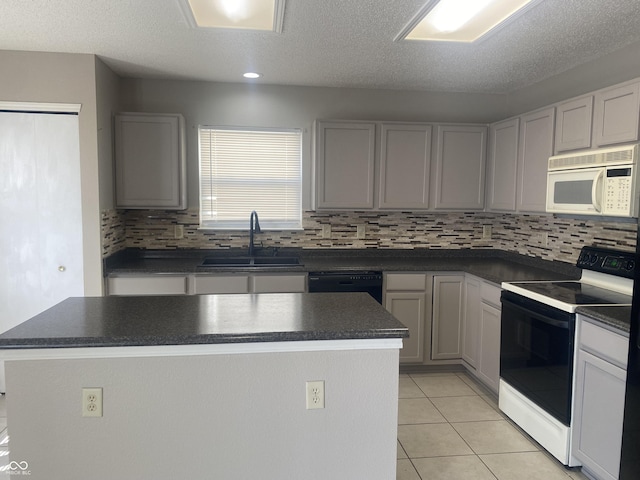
308, 271, 383, 304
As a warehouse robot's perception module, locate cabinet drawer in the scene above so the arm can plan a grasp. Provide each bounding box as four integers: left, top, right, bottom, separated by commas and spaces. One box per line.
251, 274, 307, 293
579, 317, 629, 368
108, 275, 188, 296
194, 275, 250, 294
385, 273, 427, 291
481, 281, 501, 308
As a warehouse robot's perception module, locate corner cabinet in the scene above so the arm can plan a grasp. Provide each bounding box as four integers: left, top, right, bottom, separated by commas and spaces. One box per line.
431, 275, 465, 360
114, 113, 187, 209
433, 125, 487, 210
572, 316, 628, 480
315, 121, 376, 209
487, 118, 519, 212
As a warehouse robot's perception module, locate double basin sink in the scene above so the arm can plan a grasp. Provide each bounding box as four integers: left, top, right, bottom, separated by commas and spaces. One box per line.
198, 256, 301, 269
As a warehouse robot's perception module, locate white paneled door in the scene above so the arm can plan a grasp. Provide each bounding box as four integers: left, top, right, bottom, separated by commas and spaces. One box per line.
0, 110, 84, 391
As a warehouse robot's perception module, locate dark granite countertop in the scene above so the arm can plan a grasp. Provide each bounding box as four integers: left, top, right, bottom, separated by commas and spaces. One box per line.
0, 292, 408, 349
576, 305, 632, 334
104, 248, 580, 285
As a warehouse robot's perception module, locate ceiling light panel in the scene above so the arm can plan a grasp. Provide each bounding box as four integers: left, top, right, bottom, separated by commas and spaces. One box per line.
181, 0, 285, 32
398, 0, 542, 43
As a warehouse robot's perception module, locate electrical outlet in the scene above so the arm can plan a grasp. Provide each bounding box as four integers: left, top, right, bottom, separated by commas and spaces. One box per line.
483, 225, 492, 239
82, 387, 103, 417
543, 232, 549, 247
174, 225, 184, 239
306, 380, 325, 410
322, 224, 331, 239
357, 224, 366, 240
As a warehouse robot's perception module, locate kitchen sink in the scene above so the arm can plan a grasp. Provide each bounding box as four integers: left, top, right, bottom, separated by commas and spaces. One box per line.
199, 256, 301, 268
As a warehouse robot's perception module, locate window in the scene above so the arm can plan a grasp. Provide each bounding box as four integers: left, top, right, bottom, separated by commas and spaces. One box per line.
199, 126, 302, 230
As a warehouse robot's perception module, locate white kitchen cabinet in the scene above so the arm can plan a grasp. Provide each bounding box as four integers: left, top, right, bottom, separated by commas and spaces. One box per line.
487, 118, 519, 212
431, 275, 465, 360
107, 274, 189, 296
251, 274, 306, 293
433, 125, 487, 210
572, 317, 628, 480
593, 80, 640, 147
517, 107, 555, 213
114, 113, 187, 209
315, 120, 376, 209
384, 273, 428, 363
554, 96, 593, 153
477, 302, 501, 393
193, 274, 250, 294
462, 275, 481, 368
378, 123, 432, 209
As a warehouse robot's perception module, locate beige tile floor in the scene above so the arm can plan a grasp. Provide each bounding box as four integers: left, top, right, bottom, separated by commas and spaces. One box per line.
397, 372, 590, 480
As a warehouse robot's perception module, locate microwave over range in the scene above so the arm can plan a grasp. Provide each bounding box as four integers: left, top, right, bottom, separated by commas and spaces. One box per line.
546, 143, 640, 217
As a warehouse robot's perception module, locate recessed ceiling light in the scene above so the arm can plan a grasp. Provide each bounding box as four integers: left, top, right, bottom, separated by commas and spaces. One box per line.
179, 0, 286, 33
243, 72, 262, 79
396, 0, 544, 43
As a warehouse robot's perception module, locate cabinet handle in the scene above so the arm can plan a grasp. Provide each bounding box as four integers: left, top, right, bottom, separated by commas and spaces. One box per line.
58, 266, 66, 272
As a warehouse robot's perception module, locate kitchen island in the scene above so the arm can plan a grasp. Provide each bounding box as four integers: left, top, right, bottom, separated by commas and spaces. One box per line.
0, 292, 407, 480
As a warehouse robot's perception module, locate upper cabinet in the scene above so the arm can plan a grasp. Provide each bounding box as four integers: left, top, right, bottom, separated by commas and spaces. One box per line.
433, 125, 487, 210
517, 107, 555, 212
115, 113, 187, 210
593, 81, 640, 147
487, 118, 519, 212
378, 123, 432, 209
554, 95, 593, 153
315, 120, 376, 209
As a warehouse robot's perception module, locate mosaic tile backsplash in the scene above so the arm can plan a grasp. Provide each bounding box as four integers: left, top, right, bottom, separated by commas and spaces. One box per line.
101, 209, 637, 265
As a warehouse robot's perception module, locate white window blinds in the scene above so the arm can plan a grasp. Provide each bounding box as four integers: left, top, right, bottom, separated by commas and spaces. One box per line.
199, 126, 302, 230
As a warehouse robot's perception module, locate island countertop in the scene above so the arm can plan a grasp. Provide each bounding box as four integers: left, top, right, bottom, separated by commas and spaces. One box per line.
0, 292, 409, 349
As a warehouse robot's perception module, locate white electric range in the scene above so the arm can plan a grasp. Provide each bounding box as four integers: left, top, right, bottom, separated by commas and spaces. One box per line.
499, 246, 634, 466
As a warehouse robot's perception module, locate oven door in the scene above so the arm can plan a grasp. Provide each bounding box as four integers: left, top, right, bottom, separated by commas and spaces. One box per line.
546, 167, 604, 215
500, 291, 575, 426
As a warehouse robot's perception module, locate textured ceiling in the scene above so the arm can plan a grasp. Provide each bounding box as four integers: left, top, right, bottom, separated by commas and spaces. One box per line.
1, 0, 640, 93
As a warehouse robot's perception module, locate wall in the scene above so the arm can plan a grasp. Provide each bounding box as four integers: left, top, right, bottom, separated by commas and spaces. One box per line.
120, 79, 506, 210
5, 347, 399, 480
0, 50, 103, 295
102, 209, 637, 265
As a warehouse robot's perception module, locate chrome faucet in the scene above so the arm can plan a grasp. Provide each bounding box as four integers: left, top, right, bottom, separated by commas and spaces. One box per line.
249, 210, 262, 256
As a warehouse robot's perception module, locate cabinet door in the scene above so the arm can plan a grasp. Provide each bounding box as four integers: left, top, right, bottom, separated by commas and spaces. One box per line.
315, 121, 375, 209
108, 275, 188, 296
431, 275, 464, 360
572, 349, 626, 480
115, 113, 186, 209
434, 125, 487, 210
593, 81, 640, 147
517, 107, 555, 212
378, 124, 431, 209
251, 274, 307, 293
554, 96, 593, 153
193, 275, 250, 294
477, 302, 501, 393
487, 118, 519, 211
385, 292, 426, 363
462, 276, 481, 367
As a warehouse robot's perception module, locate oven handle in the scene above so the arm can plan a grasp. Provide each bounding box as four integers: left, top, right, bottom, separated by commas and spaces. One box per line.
501, 292, 573, 329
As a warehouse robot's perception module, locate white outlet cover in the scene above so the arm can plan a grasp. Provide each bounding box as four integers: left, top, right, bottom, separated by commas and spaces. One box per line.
306, 380, 325, 409
82, 387, 103, 417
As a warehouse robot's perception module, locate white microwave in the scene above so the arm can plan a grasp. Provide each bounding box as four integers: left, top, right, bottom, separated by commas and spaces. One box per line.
546, 144, 640, 217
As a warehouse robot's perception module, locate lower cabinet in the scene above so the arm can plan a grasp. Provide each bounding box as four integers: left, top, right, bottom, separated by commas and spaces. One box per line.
572, 316, 628, 480
107, 274, 189, 296
462, 275, 502, 393
384, 274, 427, 363
108, 273, 307, 295
432, 275, 465, 360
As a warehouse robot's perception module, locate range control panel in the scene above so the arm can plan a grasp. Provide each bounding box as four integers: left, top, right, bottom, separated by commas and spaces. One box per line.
577, 246, 636, 279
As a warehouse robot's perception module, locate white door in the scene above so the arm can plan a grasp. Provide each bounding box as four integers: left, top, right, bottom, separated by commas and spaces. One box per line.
0, 111, 84, 391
